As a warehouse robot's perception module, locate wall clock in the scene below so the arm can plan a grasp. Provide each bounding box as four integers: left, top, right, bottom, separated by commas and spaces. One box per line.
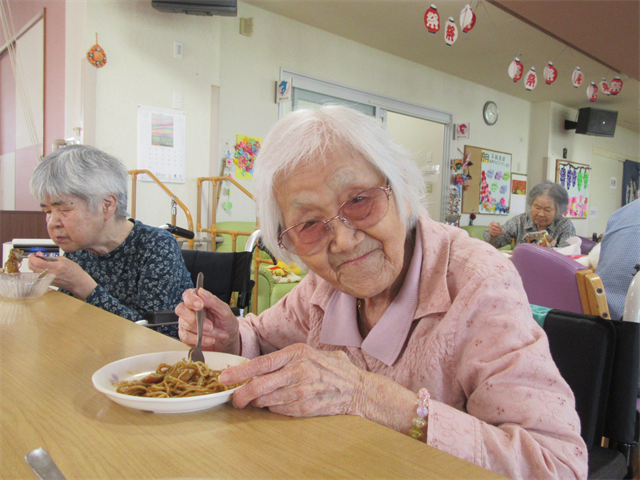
483, 101, 498, 126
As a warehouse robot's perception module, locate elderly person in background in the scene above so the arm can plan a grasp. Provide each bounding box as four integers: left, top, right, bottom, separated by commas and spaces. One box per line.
177, 106, 587, 479
29, 145, 192, 338
483, 180, 576, 249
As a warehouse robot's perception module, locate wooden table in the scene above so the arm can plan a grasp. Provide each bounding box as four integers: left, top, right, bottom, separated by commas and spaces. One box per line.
1, 291, 502, 479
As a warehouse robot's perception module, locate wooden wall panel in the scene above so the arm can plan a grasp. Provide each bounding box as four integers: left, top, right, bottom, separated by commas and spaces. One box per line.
0, 210, 48, 245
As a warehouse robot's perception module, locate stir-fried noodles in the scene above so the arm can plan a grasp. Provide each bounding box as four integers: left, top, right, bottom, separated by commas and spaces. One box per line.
114, 358, 243, 398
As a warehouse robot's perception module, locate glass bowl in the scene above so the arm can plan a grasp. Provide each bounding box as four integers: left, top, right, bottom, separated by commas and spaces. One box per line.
0, 272, 56, 299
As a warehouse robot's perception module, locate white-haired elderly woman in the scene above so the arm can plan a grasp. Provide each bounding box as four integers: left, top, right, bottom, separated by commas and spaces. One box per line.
483, 180, 576, 249
29, 145, 192, 338
177, 106, 587, 479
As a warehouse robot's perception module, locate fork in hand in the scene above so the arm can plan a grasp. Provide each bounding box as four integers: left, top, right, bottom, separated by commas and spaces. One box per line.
188, 272, 206, 363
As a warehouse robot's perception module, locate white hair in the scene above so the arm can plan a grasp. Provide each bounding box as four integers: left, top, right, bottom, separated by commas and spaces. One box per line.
30, 145, 130, 218
254, 105, 428, 264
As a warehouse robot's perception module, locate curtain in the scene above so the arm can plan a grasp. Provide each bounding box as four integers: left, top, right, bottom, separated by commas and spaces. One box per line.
622, 160, 640, 206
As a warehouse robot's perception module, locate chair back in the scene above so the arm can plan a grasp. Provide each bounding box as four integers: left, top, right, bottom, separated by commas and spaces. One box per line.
542, 309, 639, 479
511, 243, 587, 313
543, 310, 615, 447
181, 250, 255, 310
578, 236, 598, 255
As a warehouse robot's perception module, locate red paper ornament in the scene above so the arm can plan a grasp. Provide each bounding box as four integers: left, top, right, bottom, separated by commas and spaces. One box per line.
572, 67, 583, 88
424, 5, 440, 34
86, 33, 107, 68
543, 62, 557, 85
524, 67, 538, 91
587, 82, 598, 102
609, 76, 623, 95
460, 4, 476, 33
444, 17, 458, 46
600, 78, 611, 96
508, 57, 524, 83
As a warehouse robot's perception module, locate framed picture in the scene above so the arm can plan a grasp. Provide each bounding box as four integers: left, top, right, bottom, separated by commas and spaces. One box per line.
555, 160, 590, 219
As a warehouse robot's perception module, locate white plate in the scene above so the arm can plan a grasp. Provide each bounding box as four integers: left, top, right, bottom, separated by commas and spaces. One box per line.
92, 351, 248, 413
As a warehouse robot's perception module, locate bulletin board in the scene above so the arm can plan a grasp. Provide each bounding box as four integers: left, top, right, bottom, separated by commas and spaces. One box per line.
461, 145, 512, 215
555, 160, 590, 218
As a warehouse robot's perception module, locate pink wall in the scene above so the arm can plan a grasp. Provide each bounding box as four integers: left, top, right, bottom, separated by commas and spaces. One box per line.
0, 0, 65, 211
0, 52, 16, 155
0, 0, 65, 156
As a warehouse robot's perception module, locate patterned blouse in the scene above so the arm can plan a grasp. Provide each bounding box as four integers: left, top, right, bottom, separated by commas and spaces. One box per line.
61, 220, 193, 338
482, 212, 576, 249
238, 217, 587, 479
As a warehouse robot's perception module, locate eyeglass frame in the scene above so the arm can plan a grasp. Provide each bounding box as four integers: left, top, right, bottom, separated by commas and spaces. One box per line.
277, 183, 393, 254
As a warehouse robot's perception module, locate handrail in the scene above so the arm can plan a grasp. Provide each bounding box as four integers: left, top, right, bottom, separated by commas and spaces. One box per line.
128, 169, 195, 250
197, 176, 267, 314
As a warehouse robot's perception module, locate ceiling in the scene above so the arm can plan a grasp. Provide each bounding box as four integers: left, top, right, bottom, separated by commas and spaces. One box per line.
242, 0, 640, 134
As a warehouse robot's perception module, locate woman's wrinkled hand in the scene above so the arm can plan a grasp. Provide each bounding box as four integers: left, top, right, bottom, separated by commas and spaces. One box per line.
219, 343, 366, 418
176, 289, 240, 355
487, 222, 505, 238
27, 253, 97, 300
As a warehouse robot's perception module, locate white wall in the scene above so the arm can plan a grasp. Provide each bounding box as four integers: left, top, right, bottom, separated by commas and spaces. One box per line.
76, 1, 639, 239
544, 102, 639, 236
219, 2, 533, 228
84, 0, 222, 232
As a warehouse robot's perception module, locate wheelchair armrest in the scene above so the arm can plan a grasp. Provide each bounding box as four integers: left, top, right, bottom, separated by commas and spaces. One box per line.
143, 310, 179, 324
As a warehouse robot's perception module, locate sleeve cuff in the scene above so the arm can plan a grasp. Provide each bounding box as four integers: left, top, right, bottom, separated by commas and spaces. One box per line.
426, 400, 482, 467
238, 317, 261, 359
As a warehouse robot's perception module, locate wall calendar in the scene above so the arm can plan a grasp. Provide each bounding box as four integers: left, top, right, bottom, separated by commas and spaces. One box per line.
137, 105, 186, 183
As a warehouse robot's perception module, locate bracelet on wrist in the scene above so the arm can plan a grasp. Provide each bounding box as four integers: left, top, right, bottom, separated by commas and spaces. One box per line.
409, 388, 430, 439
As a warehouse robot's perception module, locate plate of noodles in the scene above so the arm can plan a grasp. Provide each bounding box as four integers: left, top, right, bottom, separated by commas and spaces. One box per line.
92, 351, 249, 413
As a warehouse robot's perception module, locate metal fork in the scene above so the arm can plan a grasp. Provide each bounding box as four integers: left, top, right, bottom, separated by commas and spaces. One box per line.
188, 272, 205, 363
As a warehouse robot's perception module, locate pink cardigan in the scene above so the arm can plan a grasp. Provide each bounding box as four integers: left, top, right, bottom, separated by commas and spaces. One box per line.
239, 217, 588, 480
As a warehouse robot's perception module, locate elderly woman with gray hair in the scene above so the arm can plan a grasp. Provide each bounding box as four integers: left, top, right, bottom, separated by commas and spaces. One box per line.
483, 180, 576, 249
177, 106, 587, 479
28, 145, 192, 337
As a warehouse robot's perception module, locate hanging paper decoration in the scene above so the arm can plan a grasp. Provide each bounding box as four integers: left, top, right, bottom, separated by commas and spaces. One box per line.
86, 33, 107, 68
587, 82, 598, 102
543, 62, 558, 85
460, 4, 476, 33
524, 67, 537, 91
572, 67, 583, 88
599, 78, 611, 96
444, 17, 458, 46
559, 165, 567, 188
508, 57, 524, 82
609, 76, 623, 95
424, 5, 440, 34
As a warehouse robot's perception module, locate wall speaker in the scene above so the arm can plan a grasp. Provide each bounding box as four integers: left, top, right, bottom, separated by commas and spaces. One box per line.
564, 107, 618, 137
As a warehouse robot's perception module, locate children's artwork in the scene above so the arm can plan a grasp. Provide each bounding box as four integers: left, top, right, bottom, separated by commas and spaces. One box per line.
556, 160, 590, 218
511, 176, 527, 195
478, 149, 511, 214
234, 135, 261, 180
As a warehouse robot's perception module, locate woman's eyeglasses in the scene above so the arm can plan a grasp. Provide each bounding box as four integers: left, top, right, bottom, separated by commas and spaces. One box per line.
278, 184, 393, 256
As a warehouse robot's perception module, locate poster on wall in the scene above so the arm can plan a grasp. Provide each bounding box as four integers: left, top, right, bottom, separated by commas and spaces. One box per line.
233, 135, 261, 180
478, 149, 511, 214
137, 105, 186, 183
555, 160, 590, 218
510, 173, 527, 215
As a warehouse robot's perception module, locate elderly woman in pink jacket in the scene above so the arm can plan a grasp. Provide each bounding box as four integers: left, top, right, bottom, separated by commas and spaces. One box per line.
177, 106, 587, 480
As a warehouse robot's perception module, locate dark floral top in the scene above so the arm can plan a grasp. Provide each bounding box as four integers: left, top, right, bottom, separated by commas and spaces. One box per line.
61, 220, 193, 338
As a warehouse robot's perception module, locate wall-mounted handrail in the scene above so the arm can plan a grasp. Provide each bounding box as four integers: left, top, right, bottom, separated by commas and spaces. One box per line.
128, 169, 195, 250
